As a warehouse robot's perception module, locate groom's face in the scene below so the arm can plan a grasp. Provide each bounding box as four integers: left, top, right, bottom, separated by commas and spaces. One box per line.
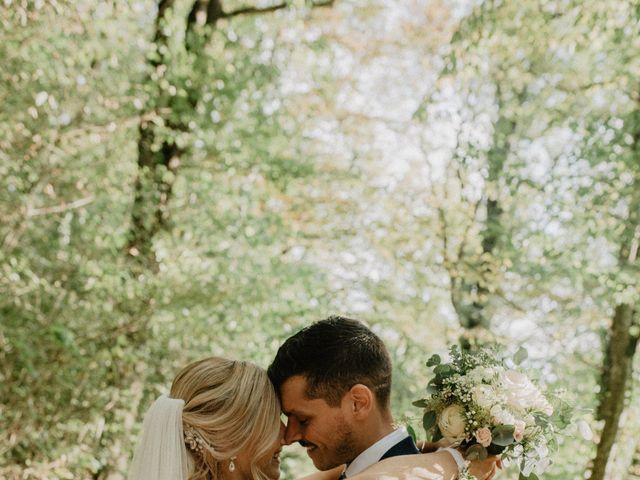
280, 375, 359, 470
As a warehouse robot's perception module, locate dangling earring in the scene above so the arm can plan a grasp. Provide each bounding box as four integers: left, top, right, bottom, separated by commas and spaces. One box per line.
229, 456, 237, 472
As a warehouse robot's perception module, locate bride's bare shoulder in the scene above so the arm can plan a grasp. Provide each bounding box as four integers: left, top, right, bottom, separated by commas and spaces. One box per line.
349, 452, 458, 480
300, 466, 345, 480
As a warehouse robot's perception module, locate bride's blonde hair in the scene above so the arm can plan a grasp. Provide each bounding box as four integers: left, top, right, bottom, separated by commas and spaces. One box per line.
170, 357, 281, 480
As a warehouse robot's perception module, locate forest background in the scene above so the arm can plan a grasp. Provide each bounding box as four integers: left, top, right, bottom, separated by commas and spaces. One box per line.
1, 0, 639, 479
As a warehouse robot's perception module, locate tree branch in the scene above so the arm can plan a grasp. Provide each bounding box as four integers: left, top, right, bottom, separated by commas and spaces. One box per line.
223, 2, 288, 18
25, 196, 95, 217
223, 0, 334, 18
310, 0, 335, 6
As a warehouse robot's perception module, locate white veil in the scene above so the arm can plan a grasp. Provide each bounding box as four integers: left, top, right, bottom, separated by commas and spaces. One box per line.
128, 394, 190, 480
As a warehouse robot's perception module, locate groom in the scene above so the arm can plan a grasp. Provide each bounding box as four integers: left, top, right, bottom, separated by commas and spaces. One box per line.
268, 315, 500, 478
268, 316, 416, 476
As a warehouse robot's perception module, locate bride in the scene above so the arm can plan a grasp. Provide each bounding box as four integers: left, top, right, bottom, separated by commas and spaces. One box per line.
128, 357, 499, 480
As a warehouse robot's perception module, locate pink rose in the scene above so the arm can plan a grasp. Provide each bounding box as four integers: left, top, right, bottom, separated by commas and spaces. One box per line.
474, 427, 492, 447
513, 420, 526, 442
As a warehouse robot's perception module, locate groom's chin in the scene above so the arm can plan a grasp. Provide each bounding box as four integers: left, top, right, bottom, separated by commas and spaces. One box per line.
310, 455, 341, 472
307, 450, 329, 470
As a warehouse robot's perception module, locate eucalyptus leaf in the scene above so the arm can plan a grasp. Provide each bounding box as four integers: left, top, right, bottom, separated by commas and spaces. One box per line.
426, 354, 441, 367
491, 425, 516, 446
434, 364, 454, 378
423, 410, 437, 431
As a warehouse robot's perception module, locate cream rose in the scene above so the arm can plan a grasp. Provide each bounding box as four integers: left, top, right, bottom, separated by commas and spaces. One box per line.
474, 427, 492, 447
438, 404, 467, 442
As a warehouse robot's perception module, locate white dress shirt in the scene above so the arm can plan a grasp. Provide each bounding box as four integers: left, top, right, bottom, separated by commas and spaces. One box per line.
344, 427, 410, 477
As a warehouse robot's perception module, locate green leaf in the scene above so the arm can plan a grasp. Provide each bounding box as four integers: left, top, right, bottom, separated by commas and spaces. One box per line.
491, 425, 516, 446
426, 354, 441, 367
423, 410, 437, 431
426, 378, 439, 394
407, 424, 417, 443
514, 347, 528, 365
413, 399, 429, 408
434, 364, 454, 377
519, 473, 539, 480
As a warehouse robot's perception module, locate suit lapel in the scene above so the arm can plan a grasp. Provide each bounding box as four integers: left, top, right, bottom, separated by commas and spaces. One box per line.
379, 436, 420, 461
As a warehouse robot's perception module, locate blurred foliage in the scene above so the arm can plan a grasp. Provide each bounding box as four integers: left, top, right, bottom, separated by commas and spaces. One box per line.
1, 0, 639, 479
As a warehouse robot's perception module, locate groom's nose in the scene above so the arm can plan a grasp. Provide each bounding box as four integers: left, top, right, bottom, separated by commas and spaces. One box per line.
284, 419, 302, 445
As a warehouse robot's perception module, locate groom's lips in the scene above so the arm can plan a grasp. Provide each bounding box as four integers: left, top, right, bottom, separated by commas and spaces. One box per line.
299, 440, 317, 451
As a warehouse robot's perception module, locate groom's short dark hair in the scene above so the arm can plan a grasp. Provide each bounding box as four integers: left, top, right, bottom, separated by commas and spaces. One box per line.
268, 315, 392, 408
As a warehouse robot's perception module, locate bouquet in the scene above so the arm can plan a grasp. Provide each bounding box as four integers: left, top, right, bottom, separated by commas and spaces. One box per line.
413, 346, 570, 480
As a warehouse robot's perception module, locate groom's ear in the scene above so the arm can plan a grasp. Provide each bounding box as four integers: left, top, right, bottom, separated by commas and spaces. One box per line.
347, 384, 374, 418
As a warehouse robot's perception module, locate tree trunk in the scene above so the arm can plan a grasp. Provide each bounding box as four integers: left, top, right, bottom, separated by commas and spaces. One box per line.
127, 0, 295, 268
590, 111, 640, 480
454, 87, 515, 351
590, 304, 639, 480
126, 121, 181, 269
126, 0, 181, 268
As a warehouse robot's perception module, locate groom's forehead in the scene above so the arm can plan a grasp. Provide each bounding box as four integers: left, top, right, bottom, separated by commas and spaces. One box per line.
280, 375, 326, 413
280, 375, 309, 404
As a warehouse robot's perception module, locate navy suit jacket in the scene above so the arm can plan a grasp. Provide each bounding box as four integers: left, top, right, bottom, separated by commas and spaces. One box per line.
379, 435, 420, 461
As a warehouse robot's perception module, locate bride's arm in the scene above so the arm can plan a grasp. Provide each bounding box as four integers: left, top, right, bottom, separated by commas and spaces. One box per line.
349, 452, 500, 480
297, 453, 500, 480
349, 451, 458, 480
299, 466, 345, 480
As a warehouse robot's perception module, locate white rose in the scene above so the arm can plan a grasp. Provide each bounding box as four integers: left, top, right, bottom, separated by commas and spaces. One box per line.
438, 404, 467, 442
531, 394, 554, 416
469, 366, 497, 383
490, 405, 516, 426
472, 384, 497, 410
501, 370, 545, 411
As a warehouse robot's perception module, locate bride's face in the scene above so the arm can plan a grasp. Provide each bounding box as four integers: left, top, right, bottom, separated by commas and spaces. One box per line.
235, 421, 285, 480
261, 421, 285, 480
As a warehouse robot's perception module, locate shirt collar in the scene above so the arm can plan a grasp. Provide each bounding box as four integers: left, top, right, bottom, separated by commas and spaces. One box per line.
344, 427, 409, 477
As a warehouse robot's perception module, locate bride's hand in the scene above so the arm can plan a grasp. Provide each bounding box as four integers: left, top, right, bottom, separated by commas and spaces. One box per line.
416, 438, 452, 453
468, 456, 502, 480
